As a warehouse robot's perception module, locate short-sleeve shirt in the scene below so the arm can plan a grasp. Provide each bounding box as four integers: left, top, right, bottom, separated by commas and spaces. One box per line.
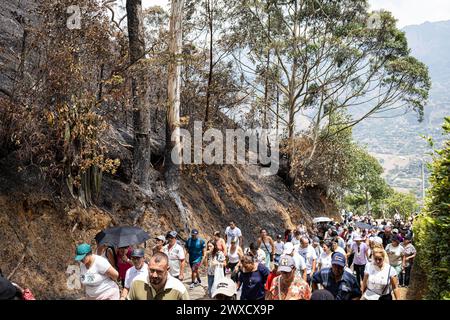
268, 274, 311, 300
312, 268, 361, 300
225, 226, 242, 246
352, 242, 368, 265
402, 243, 416, 267
274, 241, 285, 255
292, 253, 307, 277
385, 244, 405, 266
124, 263, 148, 289
163, 243, 185, 277
239, 263, 270, 300
126, 274, 189, 300
80, 255, 119, 299
185, 237, 206, 264
298, 245, 317, 275
319, 252, 332, 269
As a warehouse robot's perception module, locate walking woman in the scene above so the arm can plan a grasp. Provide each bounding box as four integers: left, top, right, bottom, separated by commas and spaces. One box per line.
226, 237, 243, 282
400, 236, 416, 287
385, 235, 406, 276
204, 240, 226, 297
361, 247, 400, 300
318, 240, 333, 270
257, 229, 275, 270
75, 243, 120, 300
348, 235, 369, 285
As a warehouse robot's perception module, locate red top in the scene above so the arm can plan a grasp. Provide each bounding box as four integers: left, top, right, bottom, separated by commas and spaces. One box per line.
265, 271, 278, 291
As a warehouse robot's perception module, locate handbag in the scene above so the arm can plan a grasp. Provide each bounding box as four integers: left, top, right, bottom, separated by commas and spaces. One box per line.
378, 266, 393, 300
363, 266, 393, 300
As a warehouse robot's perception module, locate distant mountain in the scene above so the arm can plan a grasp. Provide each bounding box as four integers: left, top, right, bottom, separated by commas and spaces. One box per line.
353, 20, 450, 197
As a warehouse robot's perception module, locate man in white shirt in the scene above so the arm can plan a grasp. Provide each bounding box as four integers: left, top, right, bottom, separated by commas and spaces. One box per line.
297, 237, 317, 284
224, 221, 243, 248
163, 231, 186, 281
120, 248, 148, 300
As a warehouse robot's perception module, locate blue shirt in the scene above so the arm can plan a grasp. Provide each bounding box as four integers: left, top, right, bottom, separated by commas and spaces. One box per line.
185, 237, 205, 264
239, 263, 270, 300
312, 268, 361, 300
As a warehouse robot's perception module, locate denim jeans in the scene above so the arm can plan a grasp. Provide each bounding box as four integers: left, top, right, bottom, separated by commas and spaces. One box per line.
208, 274, 215, 297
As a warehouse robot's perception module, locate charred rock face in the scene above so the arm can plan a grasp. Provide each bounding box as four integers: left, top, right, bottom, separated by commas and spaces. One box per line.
0, 0, 38, 98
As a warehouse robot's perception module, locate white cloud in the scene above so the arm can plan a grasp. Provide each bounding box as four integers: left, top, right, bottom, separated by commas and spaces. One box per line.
369, 0, 450, 28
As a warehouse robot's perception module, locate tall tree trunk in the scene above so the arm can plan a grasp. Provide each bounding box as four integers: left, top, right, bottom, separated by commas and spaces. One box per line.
286, 0, 299, 188
165, 0, 184, 191
126, 0, 151, 189
204, 0, 213, 124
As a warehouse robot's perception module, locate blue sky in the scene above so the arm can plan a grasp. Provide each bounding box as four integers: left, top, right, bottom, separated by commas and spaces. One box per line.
142, 0, 450, 28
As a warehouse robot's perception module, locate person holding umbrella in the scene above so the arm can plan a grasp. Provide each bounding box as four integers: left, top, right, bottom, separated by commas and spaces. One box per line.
152, 235, 166, 255
75, 243, 120, 300
116, 246, 133, 288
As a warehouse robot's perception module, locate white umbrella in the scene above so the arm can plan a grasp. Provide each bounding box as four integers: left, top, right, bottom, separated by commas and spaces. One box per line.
313, 217, 333, 224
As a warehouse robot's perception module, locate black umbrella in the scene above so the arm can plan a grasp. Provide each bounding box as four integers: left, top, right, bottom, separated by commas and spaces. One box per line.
95, 226, 150, 248
355, 221, 376, 230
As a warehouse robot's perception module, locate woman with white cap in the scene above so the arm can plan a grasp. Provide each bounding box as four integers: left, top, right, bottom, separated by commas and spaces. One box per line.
75, 243, 120, 300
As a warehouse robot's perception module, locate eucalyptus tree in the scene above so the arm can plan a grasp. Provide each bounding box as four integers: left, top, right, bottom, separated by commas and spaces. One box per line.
231, 0, 430, 186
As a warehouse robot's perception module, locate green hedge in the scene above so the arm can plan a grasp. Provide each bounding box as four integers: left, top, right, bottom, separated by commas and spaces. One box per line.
413, 117, 450, 300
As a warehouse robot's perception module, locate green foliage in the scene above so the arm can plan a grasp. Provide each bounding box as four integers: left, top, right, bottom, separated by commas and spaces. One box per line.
414, 117, 450, 300
384, 191, 419, 219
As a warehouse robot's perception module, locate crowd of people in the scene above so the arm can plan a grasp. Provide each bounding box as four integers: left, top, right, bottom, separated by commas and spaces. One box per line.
65, 212, 416, 301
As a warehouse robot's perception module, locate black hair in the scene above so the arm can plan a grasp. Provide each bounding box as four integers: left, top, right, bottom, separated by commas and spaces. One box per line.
151, 252, 169, 265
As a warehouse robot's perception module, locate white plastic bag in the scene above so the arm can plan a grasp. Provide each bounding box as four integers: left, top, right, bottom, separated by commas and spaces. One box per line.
211, 265, 225, 297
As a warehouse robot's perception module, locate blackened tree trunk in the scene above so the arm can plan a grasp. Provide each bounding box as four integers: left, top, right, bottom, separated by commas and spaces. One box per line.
126, 0, 151, 189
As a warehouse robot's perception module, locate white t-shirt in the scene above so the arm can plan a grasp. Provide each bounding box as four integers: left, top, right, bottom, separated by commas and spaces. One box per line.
292, 252, 307, 277
164, 243, 185, 277
274, 241, 285, 255
334, 246, 347, 257
364, 263, 397, 299
225, 226, 242, 247
291, 237, 301, 246
80, 255, 119, 299
385, 244, 404, 266
124, 263, 149, 289
297, 245, 317, 275
319, 252, 332, 269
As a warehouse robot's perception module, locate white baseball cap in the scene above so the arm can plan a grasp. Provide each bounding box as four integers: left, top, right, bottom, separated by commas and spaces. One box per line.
283, 242, 295, 255
212, 277, 237, 298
